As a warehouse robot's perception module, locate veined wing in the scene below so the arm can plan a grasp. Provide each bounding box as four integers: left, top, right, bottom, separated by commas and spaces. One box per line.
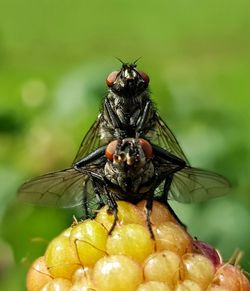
18, 168, 92, 208
72, 117, 102, 164
152, 116, 190, 165
168, 167, 230, 203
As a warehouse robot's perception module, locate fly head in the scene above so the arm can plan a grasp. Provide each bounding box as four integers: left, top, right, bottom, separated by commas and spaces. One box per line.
106, 64, 150, 98
104, 138, 155, 194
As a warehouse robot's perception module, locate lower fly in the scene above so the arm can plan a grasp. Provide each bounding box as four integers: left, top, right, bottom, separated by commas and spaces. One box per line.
17, 136, 230, 238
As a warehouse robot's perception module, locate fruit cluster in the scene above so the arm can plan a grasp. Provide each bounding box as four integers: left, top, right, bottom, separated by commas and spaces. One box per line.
27, 201, 250, 291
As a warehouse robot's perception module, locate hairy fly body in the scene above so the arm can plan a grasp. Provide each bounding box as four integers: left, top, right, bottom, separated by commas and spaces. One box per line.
72, 63, 188, 165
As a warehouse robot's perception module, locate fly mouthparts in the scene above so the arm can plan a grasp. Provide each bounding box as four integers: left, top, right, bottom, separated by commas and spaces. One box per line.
113, 152, 127, 164
126, 153, 135, 166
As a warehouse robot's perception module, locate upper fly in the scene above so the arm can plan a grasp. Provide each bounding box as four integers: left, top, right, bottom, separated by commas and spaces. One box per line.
72, 62, 188, 164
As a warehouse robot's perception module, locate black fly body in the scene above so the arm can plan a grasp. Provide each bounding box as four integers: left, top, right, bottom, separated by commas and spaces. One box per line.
72, 63, 188, 166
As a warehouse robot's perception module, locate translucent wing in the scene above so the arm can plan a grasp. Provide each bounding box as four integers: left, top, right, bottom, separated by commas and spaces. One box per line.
72, 117, 102, 164
168, 167, 230, 203
73, 114, 189, 166
18, 168, 93, 208
152, 116, 190, 165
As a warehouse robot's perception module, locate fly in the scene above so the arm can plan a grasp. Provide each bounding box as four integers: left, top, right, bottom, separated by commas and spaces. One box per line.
18, 138, 229, 237
72, 62, 189, 166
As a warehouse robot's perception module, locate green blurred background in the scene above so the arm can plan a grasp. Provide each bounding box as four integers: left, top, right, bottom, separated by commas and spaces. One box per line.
0, 0, 250, 289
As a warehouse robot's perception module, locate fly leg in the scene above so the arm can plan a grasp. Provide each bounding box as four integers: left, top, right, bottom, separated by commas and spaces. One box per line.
145, 193, 155, 239
81, 181, 95, 219
104, 99, 123, 130
74, 150, 107, 219
136, 100, 151, 137
152, 145, 187, 228
74, 147, 119, 234
162, 175, 187, 229
86, 171, 118, 235
105, 188, 118, 235
144, 173, 167, 240
87, 172, 105, 211
74, 146, 106, 168
104, 99, 127, 140
152, 144, 187, 167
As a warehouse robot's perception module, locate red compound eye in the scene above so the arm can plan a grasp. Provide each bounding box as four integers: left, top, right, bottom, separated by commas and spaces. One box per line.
138, 70, 150, 84
106, 71, 119, 87
105, 140, 118, 161
139, 139, 153, 159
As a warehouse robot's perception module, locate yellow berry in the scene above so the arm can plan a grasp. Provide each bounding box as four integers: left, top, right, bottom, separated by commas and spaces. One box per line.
182, 253, 215, 289
175, 279, 203, 291
154, 221, 192, 256
70, 219, 107, 267
137, 200, 176, 226
71, 281, 96, 290
92, 255, 143, 291
96, 201, 144, 231
106, 223, 154, 263
26, 256, 53, 291
41, 278, 72, 290
143, 250, 181, 287
45, 234, 79, 279
137, 281, 172, 291
60, 226, 72, 238
71, 266, 95, 290
71, 266, 93, 284
207, 285, 229, 291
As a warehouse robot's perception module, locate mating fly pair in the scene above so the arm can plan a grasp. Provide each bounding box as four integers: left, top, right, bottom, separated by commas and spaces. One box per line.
18, 63, 230, 236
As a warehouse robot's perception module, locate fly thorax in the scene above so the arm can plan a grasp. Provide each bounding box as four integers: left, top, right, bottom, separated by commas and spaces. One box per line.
107, 91, 151, 127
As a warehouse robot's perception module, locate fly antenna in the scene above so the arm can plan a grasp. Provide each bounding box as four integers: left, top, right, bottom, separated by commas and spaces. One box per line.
115, 57, 126, 65
133, 57, 142, 65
